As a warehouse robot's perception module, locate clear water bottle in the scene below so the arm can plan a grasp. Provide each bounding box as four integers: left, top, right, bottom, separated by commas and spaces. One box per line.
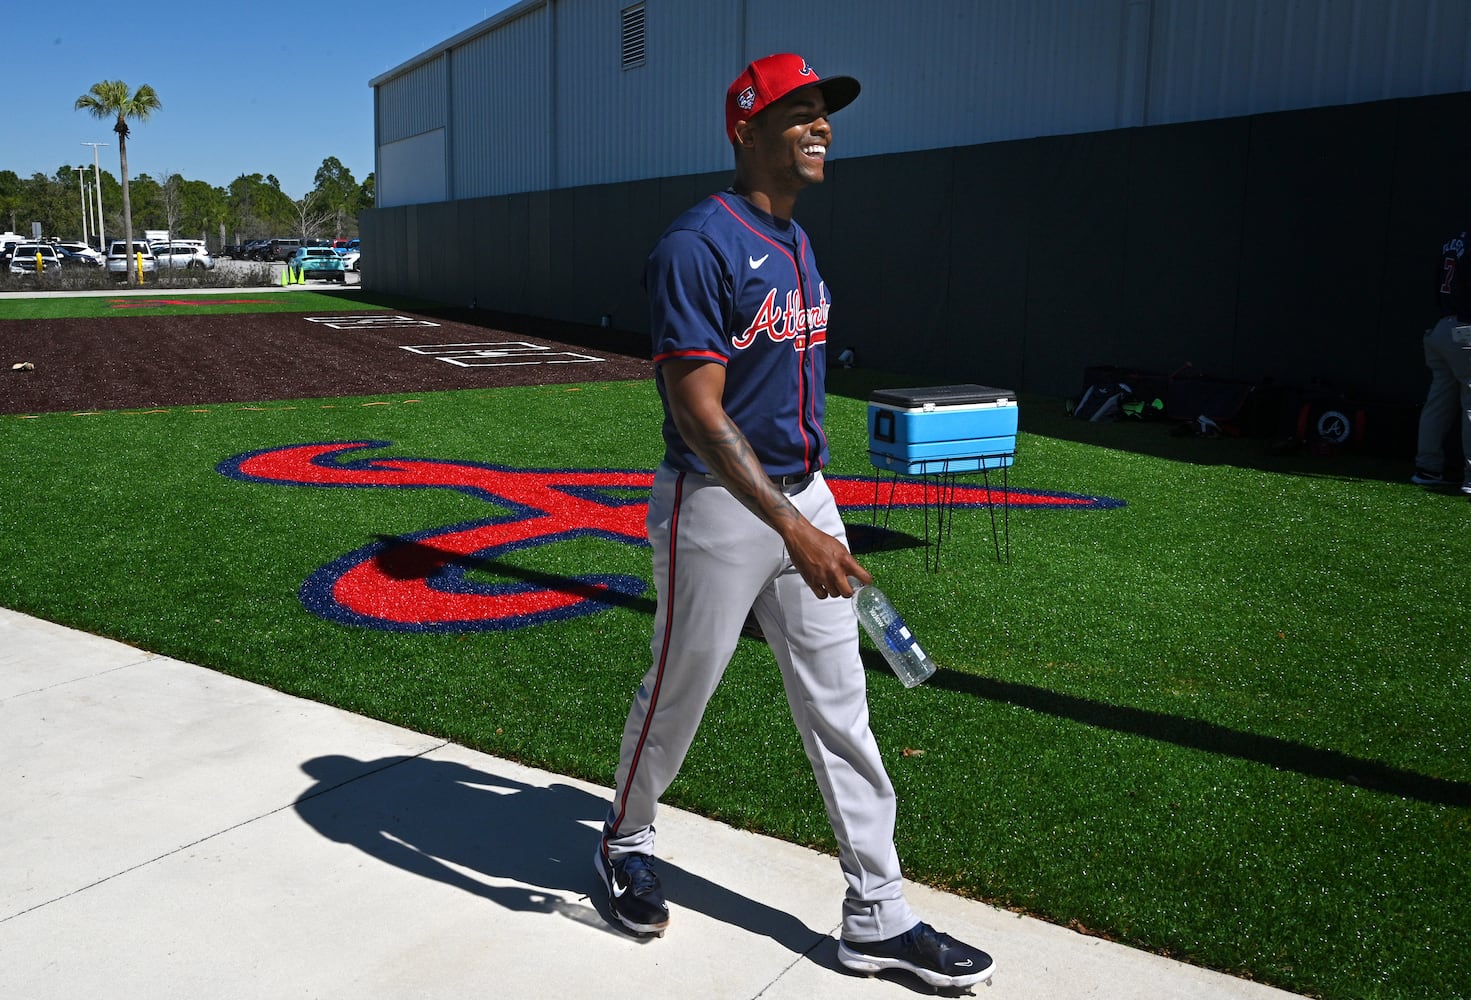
850, 579, 938, 688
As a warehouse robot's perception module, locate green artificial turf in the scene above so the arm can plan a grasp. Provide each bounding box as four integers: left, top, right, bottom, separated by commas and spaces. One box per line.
1, 374, 1467, 1000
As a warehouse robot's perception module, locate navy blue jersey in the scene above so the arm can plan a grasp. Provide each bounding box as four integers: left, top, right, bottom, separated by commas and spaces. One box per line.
645, 192, 830, 478
1440, 229, 1470, 319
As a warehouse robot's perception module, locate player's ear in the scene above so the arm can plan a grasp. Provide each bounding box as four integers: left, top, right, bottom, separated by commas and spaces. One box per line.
733, 121, 755, 148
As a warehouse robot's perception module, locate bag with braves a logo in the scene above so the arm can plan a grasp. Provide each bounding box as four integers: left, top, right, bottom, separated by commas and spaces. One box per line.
1070, 380, 1133, 421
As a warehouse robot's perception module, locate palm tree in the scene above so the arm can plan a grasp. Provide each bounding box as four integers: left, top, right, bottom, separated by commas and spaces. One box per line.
74, 81, 162, 285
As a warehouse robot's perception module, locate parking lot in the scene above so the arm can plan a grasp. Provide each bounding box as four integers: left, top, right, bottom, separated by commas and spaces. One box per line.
0, 241, 362, 292
215, 256, 363, 286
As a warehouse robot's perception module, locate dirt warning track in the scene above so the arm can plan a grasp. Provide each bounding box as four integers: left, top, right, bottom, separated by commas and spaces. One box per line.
0, 307, 653, 415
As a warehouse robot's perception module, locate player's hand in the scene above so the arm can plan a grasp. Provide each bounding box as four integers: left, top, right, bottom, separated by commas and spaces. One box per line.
785, 520, 871, 599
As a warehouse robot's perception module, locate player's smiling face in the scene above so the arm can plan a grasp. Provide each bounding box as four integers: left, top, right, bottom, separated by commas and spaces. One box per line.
746, 87, 832, 191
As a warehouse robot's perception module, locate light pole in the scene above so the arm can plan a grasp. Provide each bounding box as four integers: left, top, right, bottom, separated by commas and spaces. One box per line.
82, 142, 107, 251
79, 169, 89, 244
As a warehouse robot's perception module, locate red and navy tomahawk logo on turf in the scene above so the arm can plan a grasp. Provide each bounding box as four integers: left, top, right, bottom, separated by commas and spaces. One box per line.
218, 442, 1123, 632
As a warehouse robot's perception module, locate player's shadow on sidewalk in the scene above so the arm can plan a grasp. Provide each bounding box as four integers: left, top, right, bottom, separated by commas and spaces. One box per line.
293, 754, 840, 964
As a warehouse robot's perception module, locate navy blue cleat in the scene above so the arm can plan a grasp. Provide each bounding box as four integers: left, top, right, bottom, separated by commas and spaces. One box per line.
838, 921, 995, 988
595, 845, 670, 935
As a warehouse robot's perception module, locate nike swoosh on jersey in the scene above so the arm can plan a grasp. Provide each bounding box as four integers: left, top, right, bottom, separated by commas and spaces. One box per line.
748, 254, 770, 269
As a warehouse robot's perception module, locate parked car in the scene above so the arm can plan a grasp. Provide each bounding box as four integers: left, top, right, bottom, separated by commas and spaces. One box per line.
246, 239, 281, 261
106, 239, 157, 279
7, 243, 63, 276
286, 245, 346, 282
220, 244, 244, 259
160, 239, 208, 255
153, 242, 216, 270
340, 250, 360, 272
56, 241, 105, 266
55, 245, 103, 269
266, 238, 302, 261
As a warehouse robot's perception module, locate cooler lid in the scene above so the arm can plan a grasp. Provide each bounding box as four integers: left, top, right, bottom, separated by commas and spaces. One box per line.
869, 384, 1014, 407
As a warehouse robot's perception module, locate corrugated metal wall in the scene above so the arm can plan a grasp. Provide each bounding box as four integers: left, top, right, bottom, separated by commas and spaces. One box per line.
550, 1, 737, 188
372, 0, 1471, 207
734, 0, 1471, 163
376, 56, 447, 145
365, 89, 1471, 408
1145, 0, 1471, 125
450, 12, 555, 197
361, 0, 1471, 407
376, 0, 1471, 207
738, 0, 1135, 162
371, 0, 1143, 201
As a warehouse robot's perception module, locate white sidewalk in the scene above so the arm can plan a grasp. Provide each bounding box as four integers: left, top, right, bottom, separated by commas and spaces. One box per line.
0, 607, 1305, 999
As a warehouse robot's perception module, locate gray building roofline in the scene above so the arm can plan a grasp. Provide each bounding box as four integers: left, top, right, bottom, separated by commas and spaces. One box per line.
368, 0, 547, 89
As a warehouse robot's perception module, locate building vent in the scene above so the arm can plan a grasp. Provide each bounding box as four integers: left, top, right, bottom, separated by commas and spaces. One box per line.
620, 4, 646, 69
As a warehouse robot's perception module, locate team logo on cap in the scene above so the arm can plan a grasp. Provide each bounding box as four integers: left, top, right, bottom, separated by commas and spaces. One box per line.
800, 61, 815, 76
738, 86, 756, 112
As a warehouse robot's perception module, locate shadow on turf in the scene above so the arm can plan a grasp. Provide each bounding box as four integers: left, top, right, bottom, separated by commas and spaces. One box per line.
371, 531, 1467, 807
368, 522, 924, 618
918, 668, 1471, 807
823, 369, 1421, 486
373, 534, 660, 617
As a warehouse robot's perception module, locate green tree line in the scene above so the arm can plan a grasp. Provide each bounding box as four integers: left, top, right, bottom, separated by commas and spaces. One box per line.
0, 157, 373, 249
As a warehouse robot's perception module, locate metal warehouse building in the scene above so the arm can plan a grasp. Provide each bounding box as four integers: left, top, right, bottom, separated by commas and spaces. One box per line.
364, 0, 1471, 405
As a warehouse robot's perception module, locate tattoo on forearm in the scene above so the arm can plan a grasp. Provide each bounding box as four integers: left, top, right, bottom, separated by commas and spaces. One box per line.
692, 415, 800, 528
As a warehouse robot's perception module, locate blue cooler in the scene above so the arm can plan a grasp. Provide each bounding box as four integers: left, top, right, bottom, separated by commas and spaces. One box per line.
868, 384, 1018, 475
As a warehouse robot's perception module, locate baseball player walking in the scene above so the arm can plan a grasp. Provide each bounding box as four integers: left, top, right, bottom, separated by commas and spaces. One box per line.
595, 53, 995, 989
1412, 227, 1471, 492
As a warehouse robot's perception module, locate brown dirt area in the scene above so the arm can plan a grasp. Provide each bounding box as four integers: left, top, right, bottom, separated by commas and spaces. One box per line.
0, 305, 653, 415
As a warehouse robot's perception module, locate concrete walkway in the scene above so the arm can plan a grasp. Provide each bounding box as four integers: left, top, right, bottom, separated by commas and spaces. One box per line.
0, 607, 1305, 999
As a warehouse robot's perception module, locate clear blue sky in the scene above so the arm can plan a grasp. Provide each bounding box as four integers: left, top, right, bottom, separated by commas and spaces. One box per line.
7, 3, 521, 197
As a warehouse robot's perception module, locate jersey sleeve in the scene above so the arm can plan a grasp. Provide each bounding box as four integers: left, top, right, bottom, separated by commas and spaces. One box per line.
646, 228, 732, 366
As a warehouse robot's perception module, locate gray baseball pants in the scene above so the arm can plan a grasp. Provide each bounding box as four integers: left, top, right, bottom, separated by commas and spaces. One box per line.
1415, 314, 1471, 487
603, 463, 918, 943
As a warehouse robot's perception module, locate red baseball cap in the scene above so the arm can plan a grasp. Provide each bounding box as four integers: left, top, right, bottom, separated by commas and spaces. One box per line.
725, 53, 860, 143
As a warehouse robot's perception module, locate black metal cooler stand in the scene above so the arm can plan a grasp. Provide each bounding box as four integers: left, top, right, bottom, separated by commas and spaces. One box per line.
865, 384, 1018, 570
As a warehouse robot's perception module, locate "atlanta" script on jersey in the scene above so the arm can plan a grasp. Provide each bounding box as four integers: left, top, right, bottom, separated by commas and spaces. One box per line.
734, 282, 830, 351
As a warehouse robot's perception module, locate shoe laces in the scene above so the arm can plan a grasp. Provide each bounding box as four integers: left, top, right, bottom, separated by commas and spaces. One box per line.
903, 922, 940, 947
903, 922, 966, 965
619, 853, 660, 896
